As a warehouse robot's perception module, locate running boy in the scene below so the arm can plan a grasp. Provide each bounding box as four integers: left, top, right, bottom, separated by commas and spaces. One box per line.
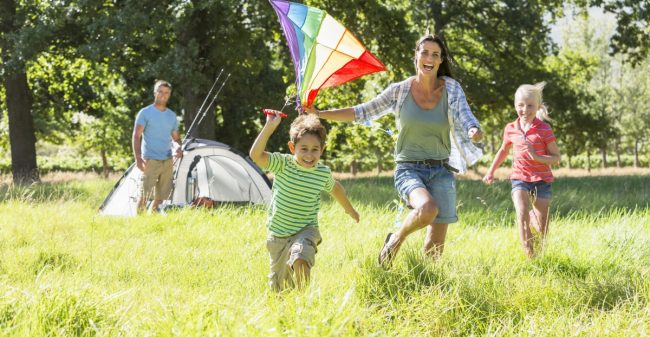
483, 82, 561, 258
250, 111, 360, 291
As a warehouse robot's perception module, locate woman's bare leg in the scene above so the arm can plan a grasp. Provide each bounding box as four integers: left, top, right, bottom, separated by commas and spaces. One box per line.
379, 188, 438, 266
423, 223, 449, 260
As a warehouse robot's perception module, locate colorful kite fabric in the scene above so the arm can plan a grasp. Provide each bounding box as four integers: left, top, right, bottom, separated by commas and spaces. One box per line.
269, 0, 386, 106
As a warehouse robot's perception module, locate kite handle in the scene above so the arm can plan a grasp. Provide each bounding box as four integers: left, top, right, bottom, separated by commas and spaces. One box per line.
262, 109, 287, 118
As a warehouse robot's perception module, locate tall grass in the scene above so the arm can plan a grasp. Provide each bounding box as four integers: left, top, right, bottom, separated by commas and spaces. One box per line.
0, 174, 648, 336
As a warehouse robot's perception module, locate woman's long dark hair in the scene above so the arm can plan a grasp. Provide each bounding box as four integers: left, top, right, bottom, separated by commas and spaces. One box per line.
414, 35, 454, 79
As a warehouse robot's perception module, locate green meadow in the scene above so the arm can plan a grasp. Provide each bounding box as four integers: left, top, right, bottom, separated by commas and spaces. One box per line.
0, 174, 648, 336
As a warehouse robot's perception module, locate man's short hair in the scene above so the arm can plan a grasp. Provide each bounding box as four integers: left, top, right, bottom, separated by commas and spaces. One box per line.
154, 80, 172, 93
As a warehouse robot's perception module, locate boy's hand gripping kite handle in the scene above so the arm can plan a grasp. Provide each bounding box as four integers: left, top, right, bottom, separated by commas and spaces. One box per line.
262, 109, 287, 118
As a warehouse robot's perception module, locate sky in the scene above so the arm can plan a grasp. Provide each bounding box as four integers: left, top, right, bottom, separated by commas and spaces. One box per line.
549, 6, 617, 47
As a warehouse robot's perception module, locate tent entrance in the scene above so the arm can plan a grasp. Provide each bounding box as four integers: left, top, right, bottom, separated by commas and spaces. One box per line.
185, 155, 269, 205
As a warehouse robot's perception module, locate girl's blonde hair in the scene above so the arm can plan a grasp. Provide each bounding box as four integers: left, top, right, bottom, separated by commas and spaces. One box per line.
515, 81, 553, 122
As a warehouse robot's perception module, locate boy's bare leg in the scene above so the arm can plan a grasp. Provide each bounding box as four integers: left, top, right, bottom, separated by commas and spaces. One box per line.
293, 259, 310, 289
512, 190, 535, 258
423, 223, 448, 260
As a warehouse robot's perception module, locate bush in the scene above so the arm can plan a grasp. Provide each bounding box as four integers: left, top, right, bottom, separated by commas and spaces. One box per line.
0, 155, 132, 174
476, 152, 648, 169
563, 154, 648, 169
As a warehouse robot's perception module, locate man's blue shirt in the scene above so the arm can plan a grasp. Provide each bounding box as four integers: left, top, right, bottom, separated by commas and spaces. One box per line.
135, 104, 178, 160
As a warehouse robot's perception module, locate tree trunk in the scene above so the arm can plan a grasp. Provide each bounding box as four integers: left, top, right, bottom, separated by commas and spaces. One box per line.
490, 130, 496, 154
615, 138, 621, 168
567, 154, 572, 169
376, 154, 383, 174
1, 0, 40, 184
181, 86, 216, 140
634, 138, 640, 168
429, 2, 444, 35
177, 7, 216, 141
350, 159, 357, 176
4, 71, 39, 184
101, 148, 109, 178
586, 150, 591, 172
600, 146, 607, 169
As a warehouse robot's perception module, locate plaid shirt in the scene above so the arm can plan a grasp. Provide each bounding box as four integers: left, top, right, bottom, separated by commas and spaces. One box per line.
353, 76, 483, 174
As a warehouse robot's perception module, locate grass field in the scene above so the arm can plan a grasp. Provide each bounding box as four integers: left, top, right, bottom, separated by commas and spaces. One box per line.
0, 172, 648, 336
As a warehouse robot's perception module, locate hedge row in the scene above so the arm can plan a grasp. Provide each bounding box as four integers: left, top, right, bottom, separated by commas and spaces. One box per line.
0, 156, 132, 175
0, 153, 647, 175
324, 154, 648, 173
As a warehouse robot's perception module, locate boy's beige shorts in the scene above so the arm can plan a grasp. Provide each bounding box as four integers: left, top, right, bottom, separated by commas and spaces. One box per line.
266, 226, 321, 291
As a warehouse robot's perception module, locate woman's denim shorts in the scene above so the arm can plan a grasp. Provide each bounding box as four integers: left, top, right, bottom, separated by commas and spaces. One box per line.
511, 180, 552, 199
394, 162, 458, 224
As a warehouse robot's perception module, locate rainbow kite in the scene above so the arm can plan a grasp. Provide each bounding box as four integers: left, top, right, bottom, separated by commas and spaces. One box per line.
269, 0, 386, 107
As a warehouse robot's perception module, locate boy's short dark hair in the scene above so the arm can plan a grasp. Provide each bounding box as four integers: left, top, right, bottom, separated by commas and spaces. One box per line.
290, 114, 327, 147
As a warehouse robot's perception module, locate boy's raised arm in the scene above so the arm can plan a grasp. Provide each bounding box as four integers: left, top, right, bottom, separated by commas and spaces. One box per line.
330, 181, 360, 223
249, 112, 282, 168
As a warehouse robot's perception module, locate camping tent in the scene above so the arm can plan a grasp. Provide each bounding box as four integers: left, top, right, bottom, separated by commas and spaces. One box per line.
99, 139, 272, 216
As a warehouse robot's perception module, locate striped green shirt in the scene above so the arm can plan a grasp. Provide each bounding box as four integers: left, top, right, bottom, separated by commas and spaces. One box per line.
266, 153, 335, 237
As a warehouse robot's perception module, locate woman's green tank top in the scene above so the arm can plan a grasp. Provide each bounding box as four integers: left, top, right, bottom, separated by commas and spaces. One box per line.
394, 88, 451, 161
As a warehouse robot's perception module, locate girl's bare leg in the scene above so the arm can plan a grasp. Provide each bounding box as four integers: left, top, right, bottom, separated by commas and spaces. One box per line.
512, 190, 535, 258
530, 197, 551, 251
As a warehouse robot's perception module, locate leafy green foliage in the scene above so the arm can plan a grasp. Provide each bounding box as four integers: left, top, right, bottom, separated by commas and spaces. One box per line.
1, 0, 650, 176
76, 0, 287, 151
592, 0, 650, 64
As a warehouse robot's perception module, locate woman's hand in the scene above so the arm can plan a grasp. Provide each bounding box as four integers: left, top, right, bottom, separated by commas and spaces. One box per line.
302, 105, 318, 116
482, 172, 494, 185
468, 127, 482, 143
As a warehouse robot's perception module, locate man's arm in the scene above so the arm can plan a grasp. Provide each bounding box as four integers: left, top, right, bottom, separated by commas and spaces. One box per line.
133, 124, 145, 171
172, 130, 182, 158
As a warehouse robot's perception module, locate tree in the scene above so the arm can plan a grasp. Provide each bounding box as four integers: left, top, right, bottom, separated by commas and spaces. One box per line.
78, 0, 286, 152
0, 0, 39, 183
28, 52, 133, 176
617, 57, 650, 167
0, 0, 88, 183
590, 0, 650, 64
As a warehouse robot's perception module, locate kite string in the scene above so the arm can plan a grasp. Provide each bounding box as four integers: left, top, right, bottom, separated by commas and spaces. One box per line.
280, 94, 297, 114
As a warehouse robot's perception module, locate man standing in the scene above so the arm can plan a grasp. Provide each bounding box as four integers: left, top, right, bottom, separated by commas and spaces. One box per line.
132, 80, 182, 213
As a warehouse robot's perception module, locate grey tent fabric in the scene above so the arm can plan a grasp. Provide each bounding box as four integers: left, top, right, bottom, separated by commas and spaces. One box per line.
99, 139, 272, 216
